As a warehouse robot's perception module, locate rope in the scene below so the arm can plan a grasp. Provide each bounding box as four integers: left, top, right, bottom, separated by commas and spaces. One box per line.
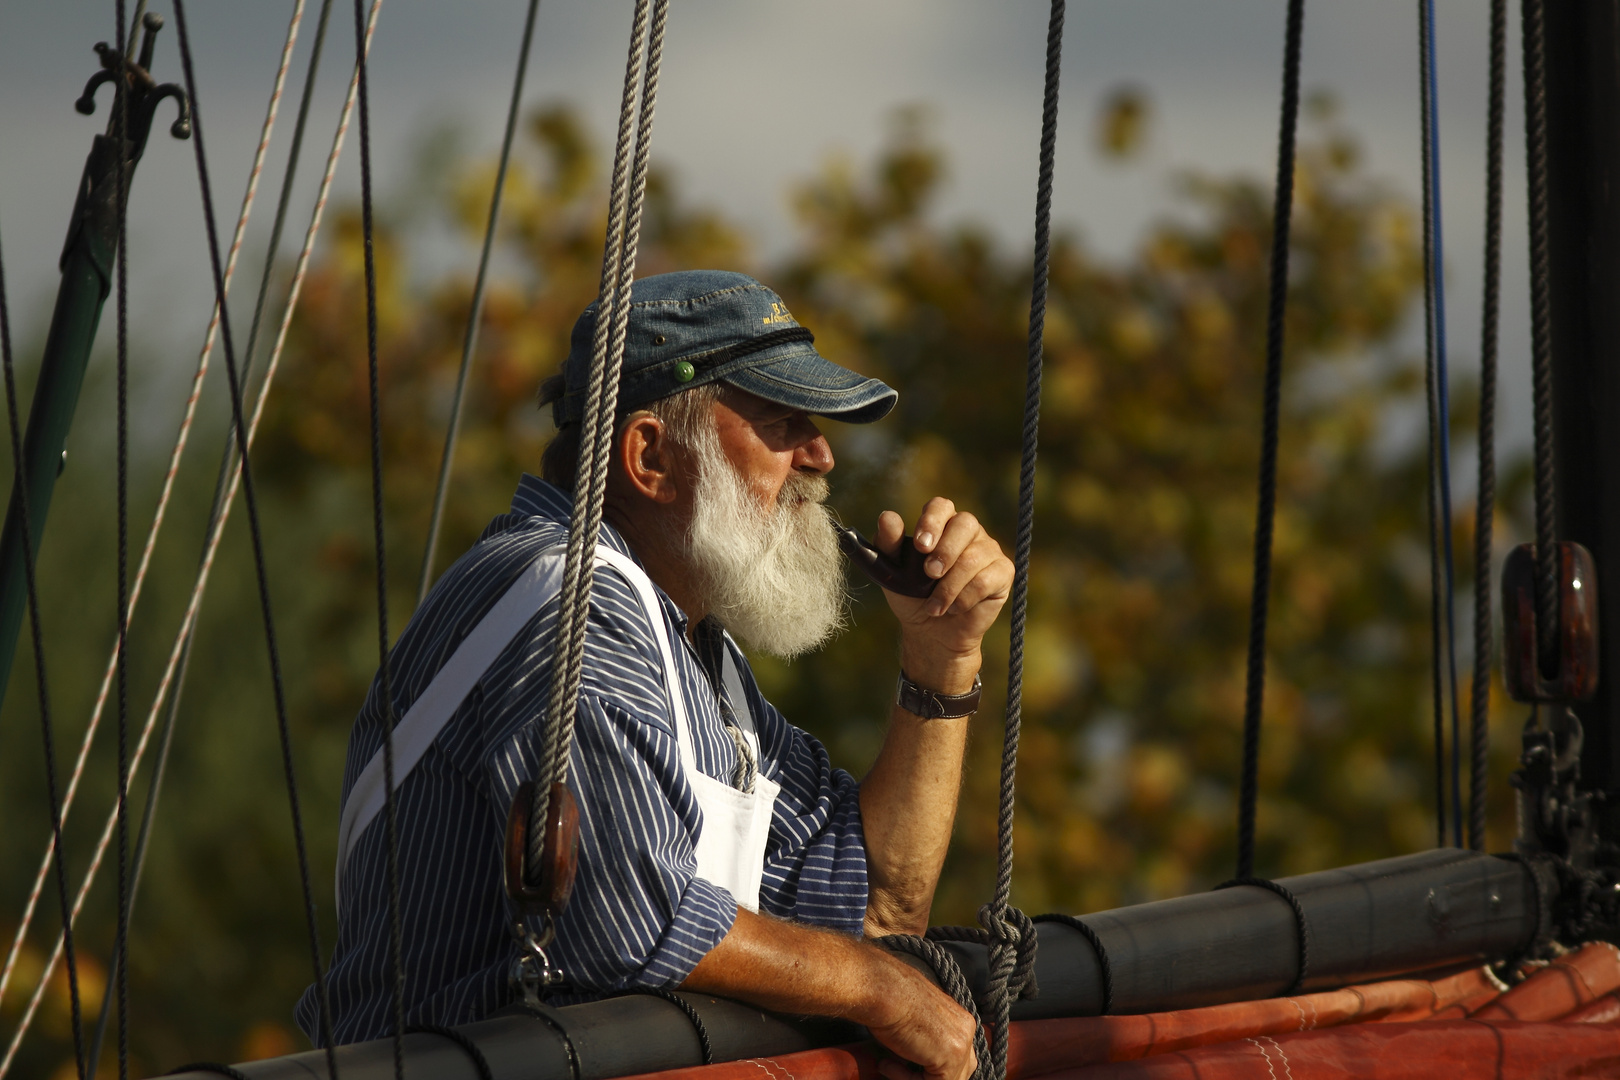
1031, 913, 1112, 1015
0, 10, 373, 1072
939, 4, 1067, 1075
94, 38, 347, 1073
529, 0, 669, 878
349, 0, 407, 1075
876, 934, 993, 1080
418, 0, 545, 604
1237, 0, 1305, 882
407, 1025, 496, 1080
624, 990, 714, 1066
169, 6, 342, 1076
0, 0, 308, 1027
237, 0, 333, 412
1521, 0, 1558, 680
113, 6, 133, 1075
1215, 877, 1312, 995
0, 216, 85, 1080
1419, 0, 1464, 850
85, 631, 185, 1076
1470, 0, 1505, 853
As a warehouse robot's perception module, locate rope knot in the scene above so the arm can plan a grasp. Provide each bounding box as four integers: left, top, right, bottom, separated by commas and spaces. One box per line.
976, 904, 1040, 1003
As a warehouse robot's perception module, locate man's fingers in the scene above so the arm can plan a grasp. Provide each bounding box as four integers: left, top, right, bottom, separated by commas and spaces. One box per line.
875, 509, 906, 557
921, 511, 982, 581
926, 541, 993, 615
911, 498, 957, 553
929, 538, 1012, 617
939, 565, 1013, 618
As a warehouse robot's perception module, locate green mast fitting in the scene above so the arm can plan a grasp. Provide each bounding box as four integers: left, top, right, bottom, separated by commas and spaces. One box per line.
0, 13, 189, 715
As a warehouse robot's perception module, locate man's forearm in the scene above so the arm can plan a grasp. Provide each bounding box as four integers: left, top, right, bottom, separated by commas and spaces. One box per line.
858, 646, 976, 937
681, 908, 976, 1080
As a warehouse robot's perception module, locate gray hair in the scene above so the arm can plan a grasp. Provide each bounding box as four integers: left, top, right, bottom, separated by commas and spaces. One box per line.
538, 379, 722, 491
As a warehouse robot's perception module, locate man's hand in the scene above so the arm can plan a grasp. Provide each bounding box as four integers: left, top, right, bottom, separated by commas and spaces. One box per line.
683, 910, 977, 1080
874, 499, 1014, 695
866, 960, 980, 1080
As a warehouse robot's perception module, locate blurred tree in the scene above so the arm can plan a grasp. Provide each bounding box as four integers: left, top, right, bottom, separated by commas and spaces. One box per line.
1097, 85, 1152, 161
0, 98, 1530, 1077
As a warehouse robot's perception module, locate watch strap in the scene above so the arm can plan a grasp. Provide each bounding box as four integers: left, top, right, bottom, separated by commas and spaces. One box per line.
896, 671, 982, 719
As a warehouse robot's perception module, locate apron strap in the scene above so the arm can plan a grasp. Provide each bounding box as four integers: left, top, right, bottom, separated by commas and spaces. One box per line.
334, 542, 698, 905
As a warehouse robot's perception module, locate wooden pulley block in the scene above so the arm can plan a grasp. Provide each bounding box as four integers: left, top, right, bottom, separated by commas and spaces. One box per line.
504, 780, 580, 917
1502, 541, 1599, 703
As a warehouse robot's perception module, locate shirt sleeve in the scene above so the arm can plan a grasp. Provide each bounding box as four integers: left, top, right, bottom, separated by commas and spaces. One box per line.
729, 642, 869, 936
481, 572, 738, 994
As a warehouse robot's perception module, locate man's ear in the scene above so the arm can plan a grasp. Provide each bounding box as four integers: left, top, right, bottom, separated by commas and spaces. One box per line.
617, 411, 680, 504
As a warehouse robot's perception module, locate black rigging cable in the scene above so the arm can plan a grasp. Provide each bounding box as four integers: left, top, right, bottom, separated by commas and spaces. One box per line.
86, 10, 340, 1067
168, 6, 342, 1075
417, 0, 544, 604
979, 0, 1066, 1074
875, 10, 1063, 1077
350, 0, 408, 1075
0, 219, 86, 1080
1520, 0, 1558, 681
1236, 0, 1304, 882
1418, 0, 1463, 850
85, 645, 182, 1075
113, 3, 133, 1076
1470, 0, 1506, 853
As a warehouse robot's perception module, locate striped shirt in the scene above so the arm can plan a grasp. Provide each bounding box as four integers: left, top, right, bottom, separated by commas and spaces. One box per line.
296, 476, 868, 1047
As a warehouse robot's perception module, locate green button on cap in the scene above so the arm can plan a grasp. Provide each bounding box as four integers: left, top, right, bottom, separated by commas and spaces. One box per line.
674, 361, 695, 383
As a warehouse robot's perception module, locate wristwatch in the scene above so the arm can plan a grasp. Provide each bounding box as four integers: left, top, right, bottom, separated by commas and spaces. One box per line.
896, 671, 983, 719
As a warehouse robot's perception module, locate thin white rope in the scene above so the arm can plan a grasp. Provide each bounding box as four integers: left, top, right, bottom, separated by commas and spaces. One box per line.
0, 4, 383, 1071
0, 0, 306, 1020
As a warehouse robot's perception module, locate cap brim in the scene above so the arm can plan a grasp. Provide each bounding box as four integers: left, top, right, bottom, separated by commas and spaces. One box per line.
722, 347, 897, 425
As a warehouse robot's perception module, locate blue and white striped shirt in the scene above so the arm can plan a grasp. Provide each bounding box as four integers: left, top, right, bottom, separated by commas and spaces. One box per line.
296, 476, 868, 1046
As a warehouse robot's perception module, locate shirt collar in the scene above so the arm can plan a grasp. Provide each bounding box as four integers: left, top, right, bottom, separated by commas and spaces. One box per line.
510, 474, 689, 633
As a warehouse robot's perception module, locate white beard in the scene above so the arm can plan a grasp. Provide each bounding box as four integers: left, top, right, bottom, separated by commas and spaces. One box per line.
680, 426, 849, 659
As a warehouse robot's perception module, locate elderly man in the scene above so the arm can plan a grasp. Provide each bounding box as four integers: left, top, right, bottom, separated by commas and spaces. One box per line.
301, 270, 1012, 1080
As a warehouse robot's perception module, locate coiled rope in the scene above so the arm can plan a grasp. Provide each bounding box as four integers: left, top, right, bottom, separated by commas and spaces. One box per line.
1469, 0, 1506, 853
624, 989, 715, 1066
406, 1025, 496, 1080
1031, 913, 1112, 1015
170, 3, 342, 1074
1418, 0, 1463, 850
1215, 877, 1312, 996
417, 0, 545, 604
1520, 0, 1559, 680
528, 0, 670, 879
1236, 0, 1304, 882
0, 0, 311, 1055
875, 934, 994, 1076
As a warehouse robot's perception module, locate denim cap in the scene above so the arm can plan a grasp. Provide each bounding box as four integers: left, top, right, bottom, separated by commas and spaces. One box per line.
550, 270, 897, 427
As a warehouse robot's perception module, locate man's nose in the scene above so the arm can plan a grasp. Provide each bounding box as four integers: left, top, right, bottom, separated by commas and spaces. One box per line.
795, 432, 834, 475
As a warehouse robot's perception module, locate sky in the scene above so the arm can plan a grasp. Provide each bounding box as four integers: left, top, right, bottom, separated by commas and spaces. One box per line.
0, 0, 1535, 463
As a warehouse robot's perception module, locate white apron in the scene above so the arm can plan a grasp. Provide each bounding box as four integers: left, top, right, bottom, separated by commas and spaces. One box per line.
334, 544, 778, 911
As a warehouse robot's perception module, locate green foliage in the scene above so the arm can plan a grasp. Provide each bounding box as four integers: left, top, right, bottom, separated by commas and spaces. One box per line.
0, 100, 1529, 1076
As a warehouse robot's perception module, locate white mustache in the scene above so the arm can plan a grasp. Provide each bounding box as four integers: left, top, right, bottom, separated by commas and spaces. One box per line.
681, 429, 848, 659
